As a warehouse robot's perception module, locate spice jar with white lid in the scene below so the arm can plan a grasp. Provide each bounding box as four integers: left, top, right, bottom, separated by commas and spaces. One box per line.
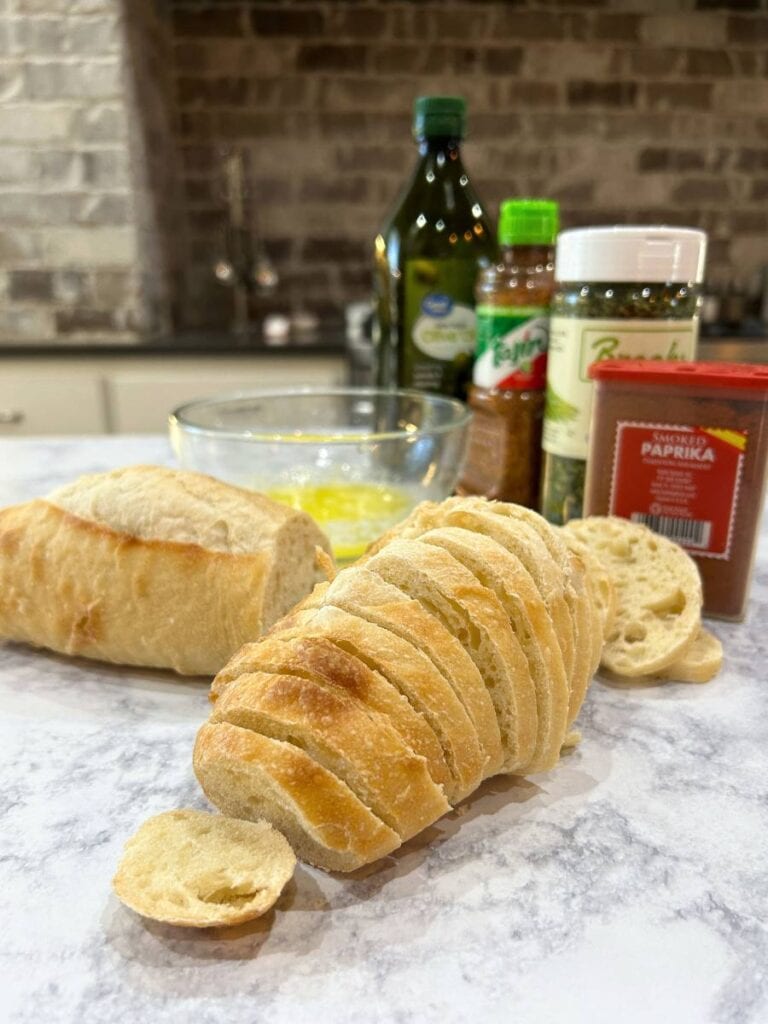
540, 225, 707, 524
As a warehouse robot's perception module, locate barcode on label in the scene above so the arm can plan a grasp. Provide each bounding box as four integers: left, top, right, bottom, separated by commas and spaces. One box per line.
630, 513, 711, 550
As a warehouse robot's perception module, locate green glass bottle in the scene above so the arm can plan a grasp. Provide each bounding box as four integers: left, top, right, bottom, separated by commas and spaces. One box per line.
374, 96, 495, 398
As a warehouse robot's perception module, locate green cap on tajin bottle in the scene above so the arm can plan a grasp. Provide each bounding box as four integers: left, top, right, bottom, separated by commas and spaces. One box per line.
498, 198, 559, 246
413, 96, 467, 140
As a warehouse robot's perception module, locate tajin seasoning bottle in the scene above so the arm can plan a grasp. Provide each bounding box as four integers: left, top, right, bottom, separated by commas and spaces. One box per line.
458, 199, 558, 506
540, 226, 707, 524
373, 96, 495, 398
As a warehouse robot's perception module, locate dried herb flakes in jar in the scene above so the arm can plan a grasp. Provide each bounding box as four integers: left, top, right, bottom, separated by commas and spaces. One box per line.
540, 226, 707, 525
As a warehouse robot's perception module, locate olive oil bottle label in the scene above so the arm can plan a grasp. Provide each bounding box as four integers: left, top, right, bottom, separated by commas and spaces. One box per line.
473, 305, 549, 390
403, 258, 478, 394
543, 316, 699, 459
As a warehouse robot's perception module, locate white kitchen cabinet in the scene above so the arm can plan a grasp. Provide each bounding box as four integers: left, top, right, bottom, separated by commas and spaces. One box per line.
0, 375, 107, 435
0, 352, 346, 436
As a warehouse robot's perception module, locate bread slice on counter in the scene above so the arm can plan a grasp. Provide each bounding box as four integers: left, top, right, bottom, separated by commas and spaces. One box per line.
210, 670, 451, 841
320, 567, 505, 778
0, 465, 332, 675
364, 538, 539, 774
112, 808, 296, 928
416, 526, 570, 774
194, 723, 401, 872
657, 628, 723, 684
214, 631, 454, 797
562, 516, 702, 678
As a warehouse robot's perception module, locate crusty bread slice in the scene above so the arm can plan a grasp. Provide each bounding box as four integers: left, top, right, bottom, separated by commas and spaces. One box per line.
194, 723, 400, 872
657, 628, 722, 684
211, 671, 450, 840
364, 538, 538, 774
322, 567, 505, 777
562, 516, 702, 677
480, 500, 598, 723
417, 526, 570, 774
558, 530, 616, 642
112, 809, 296, 928
211, 632, 453, 796
268, 605, 488, 802
0, 465, 332, 675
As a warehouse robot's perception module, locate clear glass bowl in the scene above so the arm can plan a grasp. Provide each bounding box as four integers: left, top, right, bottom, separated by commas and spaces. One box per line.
169, 387, 472, 562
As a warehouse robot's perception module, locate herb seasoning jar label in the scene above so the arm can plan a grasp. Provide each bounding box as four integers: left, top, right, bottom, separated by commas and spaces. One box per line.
608, 421, 745, 557
543, 316, 698, 460
473, 306, 549, 390
539, 226, 707, 524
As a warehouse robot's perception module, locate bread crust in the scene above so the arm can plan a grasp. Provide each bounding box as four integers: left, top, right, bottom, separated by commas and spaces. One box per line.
365, 539, 538, 774
322, 568, 505, 777
214, 630, 454, 796
194, 723, 401, 872
418, 527, 570, 774
267, 605, 488, 802
0, 467, 331, 675
211, 670, 451, 840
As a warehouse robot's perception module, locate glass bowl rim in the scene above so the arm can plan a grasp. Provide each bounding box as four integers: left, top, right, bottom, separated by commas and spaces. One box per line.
169, 386, 473, 445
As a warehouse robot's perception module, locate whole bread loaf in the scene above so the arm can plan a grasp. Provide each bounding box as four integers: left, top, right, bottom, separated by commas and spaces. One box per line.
0, 465, 332, 675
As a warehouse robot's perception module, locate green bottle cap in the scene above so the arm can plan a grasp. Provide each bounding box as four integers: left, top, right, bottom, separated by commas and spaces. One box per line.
413, 96, 467, 140
498, 198, 560, 246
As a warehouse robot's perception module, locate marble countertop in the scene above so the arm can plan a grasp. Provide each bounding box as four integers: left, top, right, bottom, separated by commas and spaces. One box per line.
1, 436, 766, 1024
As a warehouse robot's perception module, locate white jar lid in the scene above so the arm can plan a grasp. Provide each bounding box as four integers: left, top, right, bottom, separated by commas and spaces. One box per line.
555, 226, 707, 284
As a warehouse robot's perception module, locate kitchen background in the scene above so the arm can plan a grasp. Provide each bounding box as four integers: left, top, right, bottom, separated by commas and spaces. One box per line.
0, 0, 767, 435
1, 0, 767, 345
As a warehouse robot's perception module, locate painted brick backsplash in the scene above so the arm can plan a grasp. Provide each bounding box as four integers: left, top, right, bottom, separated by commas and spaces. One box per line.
0, 0, 767, 340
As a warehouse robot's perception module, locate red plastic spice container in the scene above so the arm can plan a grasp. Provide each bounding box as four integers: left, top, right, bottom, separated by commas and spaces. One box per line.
585, 360, 768, 620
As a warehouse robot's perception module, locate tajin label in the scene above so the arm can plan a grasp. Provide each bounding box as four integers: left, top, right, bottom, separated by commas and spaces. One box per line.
609, 421, 746, 559
473, 306, 549, 390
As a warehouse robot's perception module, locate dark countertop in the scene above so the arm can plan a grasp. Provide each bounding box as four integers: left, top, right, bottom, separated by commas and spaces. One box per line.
0, 328, 347, 358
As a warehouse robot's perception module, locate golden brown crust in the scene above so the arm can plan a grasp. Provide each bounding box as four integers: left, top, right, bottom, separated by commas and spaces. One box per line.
0, 469, 331, 675
211, 670, 450, 840
193, 723, 400, 871
219, 631, 454, 796
267, 606, 487, 802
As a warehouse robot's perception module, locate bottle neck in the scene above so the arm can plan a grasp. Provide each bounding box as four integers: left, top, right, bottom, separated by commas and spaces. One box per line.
416, 135, 464, 164
499, 243, 556, 267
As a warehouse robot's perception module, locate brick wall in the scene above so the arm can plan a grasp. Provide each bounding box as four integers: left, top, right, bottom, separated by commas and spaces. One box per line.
0, 0, 178, 343
172, 0, 768, 329
1, 0, 767, 341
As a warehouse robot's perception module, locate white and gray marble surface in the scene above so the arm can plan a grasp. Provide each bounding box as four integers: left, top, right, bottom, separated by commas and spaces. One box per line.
0, 436, 766, 1024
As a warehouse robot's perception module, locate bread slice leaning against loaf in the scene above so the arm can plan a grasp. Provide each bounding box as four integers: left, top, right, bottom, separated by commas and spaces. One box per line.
0, 465, 332, 675
562, 516, 702, 678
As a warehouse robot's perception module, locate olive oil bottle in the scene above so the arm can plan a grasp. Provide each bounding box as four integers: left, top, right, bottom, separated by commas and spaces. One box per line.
374, 96, 495, 398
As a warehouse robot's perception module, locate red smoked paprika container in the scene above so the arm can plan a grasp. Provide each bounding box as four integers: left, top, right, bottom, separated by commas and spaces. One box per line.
585, 360, 768, 620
